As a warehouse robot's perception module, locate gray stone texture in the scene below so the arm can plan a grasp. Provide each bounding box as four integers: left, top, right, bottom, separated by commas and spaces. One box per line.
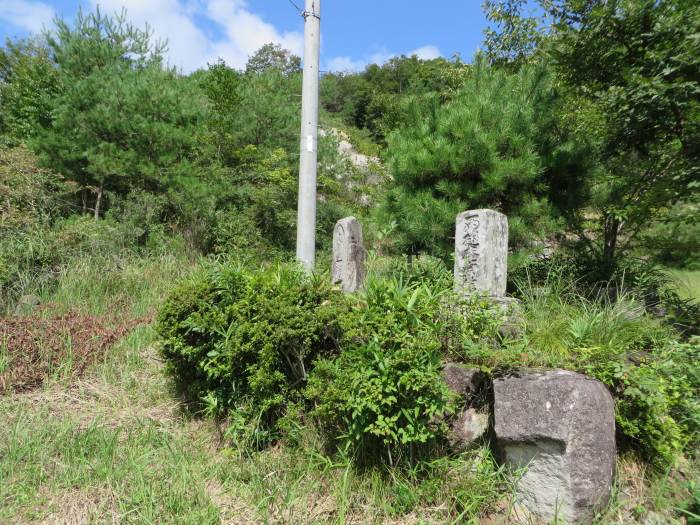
449, 408, 489, 450
442, 364, 489, 450
14, 294, 41, 315
442, 363, 485, 397
454, 209, 508, 298
332, 216, 366, 293
493, 369, 616, 524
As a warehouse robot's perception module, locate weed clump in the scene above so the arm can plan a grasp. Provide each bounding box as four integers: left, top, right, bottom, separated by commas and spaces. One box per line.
307, 275, 458, 466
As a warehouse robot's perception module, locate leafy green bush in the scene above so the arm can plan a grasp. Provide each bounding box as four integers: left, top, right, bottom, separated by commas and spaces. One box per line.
478, 269, 699, 465
588, 338, 700, 464
641, 200, 700, 270
0, 145, 73, 231
306, 276, 461, 466
157, 257, 505, 463
157, 254, 697, 469
156, 261, 349, 445
105, 190, 168, 250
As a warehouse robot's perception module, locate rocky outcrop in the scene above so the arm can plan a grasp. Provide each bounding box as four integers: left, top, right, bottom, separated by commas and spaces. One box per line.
442, 363, 485, 397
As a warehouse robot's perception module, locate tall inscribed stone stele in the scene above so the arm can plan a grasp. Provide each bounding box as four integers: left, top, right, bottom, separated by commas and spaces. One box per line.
332, 216, 366, 293
454, 209, 508, 297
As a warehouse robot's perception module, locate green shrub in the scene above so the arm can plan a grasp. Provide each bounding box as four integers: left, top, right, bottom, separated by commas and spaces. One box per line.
588, 338, 700, 464
0, 145, 73, 231
156, 261, 349, 445
306, 277, 460, 466
157, 255, 697, 469
487, 269, 699, 465
105, 190, 169, 249
641, 200, 700, 270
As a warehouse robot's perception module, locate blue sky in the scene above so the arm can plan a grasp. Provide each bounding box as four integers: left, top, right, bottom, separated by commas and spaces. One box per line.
0, 1, 490, 73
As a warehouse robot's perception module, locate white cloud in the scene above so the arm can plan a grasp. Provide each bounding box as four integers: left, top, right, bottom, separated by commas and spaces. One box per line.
325, 56, 366, 73
409, 45, 441, 60
325, 45, 443, 73
89, 0, 210, 72
206, 0, 303, 67
0, 0, 55, 34
3, 0, 443, 75
86, 0, 303, 72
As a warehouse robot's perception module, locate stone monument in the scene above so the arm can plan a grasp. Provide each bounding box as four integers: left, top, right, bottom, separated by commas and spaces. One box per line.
332, 216, 366, 293
454, 209, 508, 298
493, 370, 616, 524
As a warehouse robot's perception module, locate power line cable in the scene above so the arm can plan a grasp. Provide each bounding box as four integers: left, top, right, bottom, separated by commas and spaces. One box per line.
285, 0, 303, 16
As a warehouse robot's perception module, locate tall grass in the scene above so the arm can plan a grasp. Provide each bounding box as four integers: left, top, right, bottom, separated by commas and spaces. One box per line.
1, 248, 697, 523
43, 253, 195, 318
497, 267, 676, 370
668, 269, 700, 302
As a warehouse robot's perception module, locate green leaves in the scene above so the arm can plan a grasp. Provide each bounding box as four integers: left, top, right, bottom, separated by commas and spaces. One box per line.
588, 338, 700, 465
15, 8, 208, 218
545, 0, 700, 265
306, 277, 465, 465
0, 38, 59, 142
156, 261, 350, 445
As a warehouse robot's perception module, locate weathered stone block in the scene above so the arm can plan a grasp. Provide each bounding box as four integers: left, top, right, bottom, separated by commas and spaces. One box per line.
14, 294, 41, 316
493, 369, 616, 524
332, 216, 366, 293
454, 209, 508, 298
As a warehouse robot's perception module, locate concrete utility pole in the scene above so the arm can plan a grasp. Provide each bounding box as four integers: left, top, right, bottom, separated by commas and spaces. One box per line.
295, 0, 321, 271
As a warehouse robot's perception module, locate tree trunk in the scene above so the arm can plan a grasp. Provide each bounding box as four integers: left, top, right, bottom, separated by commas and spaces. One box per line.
94, 182, 104, 220
81, 188, 87, 214
602, 216, 619, 265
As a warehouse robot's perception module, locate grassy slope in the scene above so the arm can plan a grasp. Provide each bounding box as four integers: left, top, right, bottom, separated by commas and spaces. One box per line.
668, 269, 700, 302
0, 254, 696, 524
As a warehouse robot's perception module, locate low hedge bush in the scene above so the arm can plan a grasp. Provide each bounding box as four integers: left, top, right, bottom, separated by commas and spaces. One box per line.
156, 262, 350, 445
306, 276, 460, 465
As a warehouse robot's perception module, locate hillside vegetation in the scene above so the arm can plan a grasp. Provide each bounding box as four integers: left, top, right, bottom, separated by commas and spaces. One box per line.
1, 2, 698, 523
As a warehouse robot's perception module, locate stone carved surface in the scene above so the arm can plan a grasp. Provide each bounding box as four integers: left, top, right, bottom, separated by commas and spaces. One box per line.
332, 216, 366, 293
454, 209, 508, 297
493, 369, 616, 524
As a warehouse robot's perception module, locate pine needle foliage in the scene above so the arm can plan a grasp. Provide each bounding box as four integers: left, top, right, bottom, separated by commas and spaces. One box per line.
381, 57, 574, 259
33, 8, 206, 218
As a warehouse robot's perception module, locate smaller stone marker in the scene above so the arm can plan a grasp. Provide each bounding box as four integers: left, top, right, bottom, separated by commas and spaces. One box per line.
454, 209, 508, 298
332, 216, 366, 293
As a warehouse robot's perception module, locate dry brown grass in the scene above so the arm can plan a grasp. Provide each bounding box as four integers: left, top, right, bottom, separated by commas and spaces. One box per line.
31, 486, 120, 525
0, 311, 152, 393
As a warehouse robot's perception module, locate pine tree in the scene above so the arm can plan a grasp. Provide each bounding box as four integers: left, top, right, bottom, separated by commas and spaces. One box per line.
33, 8, 206, 218
381, 57, 582, 259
